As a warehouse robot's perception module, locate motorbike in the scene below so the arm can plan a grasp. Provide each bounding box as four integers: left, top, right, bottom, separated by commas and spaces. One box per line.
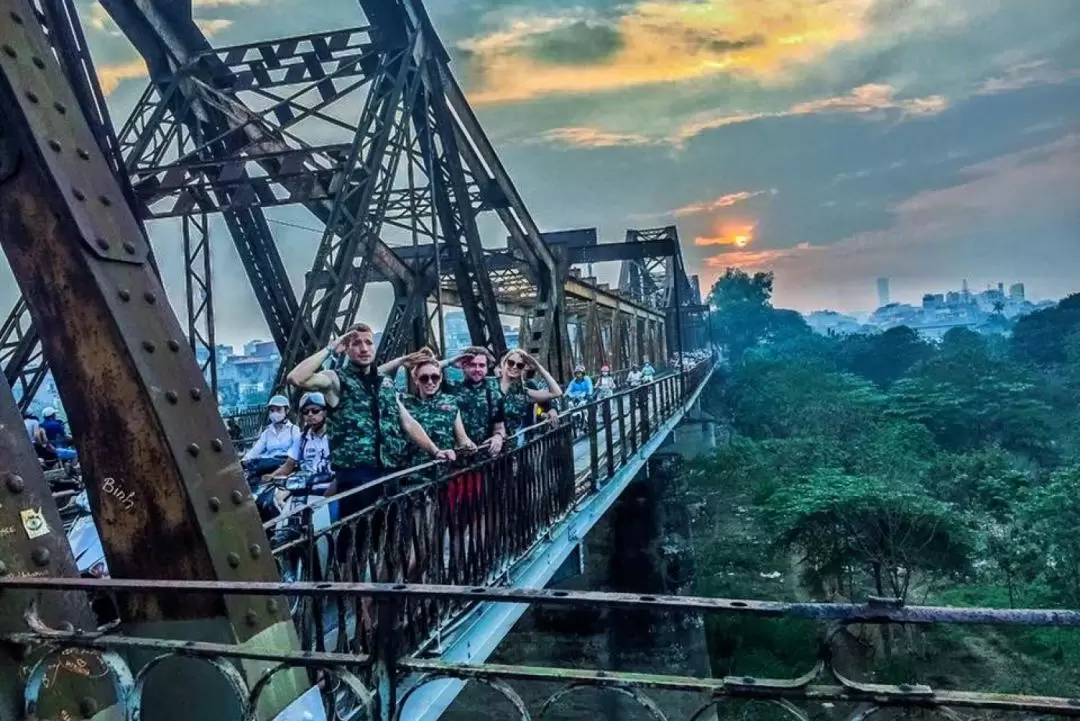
566, 394, 591, 438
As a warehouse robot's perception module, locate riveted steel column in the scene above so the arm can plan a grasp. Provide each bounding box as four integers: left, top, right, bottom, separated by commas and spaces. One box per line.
0, 386, 124, 720
0, 3, 302, 718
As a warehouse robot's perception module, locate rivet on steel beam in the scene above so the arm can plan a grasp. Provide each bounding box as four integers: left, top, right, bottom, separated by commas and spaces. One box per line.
227, 552, 240, 568
118, 289, 131, 302
187, 443, 200, 457
230, 489, 245, 505
95, 238, 109, 251
190, 388, 202, 401
53, 101, 66, 114
25, 90, 38, 103
73, 188, 85, 201
248, 543, 261, 559
32, 56, 44, 69
79, 697, 100, 719
47, 139, 61, 153
144, 291, 157, 304
142, 340, 155, 353
208, 497, 221, 512
266, 599, 278, 614
165, 391, 178, 404
6, 474, 25, 493
31, 548, 50, 567
10, 11, 23, 24
99, 195, 112, 207
211, 438, 223, 452
76, 148, 90, 160
244, 610, 258, 627
123, 241, 137, 255
1, 46, 15, 58
167, 339, 180, 352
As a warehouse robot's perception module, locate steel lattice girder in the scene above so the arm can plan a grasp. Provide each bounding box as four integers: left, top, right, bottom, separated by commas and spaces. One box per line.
0, 6, 304, 715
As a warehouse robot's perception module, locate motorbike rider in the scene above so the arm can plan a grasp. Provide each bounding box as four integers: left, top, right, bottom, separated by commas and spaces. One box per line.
626, 366, 643, 387
264, 391, 333, 519
641, 358, 656, 383
596, 365, 616, 399
242, 394, 300, 483
566, 365, 594, 402
38, 408, 77, 462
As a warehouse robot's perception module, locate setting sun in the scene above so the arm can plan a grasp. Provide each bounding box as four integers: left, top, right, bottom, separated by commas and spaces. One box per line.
694, 223, 756, 248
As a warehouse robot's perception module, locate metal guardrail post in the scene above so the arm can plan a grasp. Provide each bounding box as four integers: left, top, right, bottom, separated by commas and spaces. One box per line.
617, 392, 628, 465
587, 403, 599, 492
603, 398, 615, 479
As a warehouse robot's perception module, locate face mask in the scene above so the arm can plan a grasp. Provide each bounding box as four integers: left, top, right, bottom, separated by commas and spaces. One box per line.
269, 411, 286, 423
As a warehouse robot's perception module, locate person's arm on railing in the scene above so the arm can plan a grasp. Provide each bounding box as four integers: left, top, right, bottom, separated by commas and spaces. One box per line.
453, 412, 477, 453
487, 420, 507, 455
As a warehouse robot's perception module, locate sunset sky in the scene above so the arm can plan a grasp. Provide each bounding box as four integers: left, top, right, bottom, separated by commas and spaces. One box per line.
5, 0, 1078, 343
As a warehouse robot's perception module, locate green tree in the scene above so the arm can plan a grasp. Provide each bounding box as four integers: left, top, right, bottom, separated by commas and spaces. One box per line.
1011, 293, 1080, 366
707, 268, 776, 361
766, 471, 973, 601
1017, 466, 1080, 606
839, 326, 934, 388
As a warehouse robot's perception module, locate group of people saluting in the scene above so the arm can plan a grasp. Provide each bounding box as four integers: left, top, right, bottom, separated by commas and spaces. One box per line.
260, 322, 563, 518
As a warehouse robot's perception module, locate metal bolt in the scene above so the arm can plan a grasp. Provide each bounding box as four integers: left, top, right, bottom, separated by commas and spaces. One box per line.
208, 497, 221, 511
95, 238, 109, 251
99, 195, 112, 207
53, 101, 66, 114
25, 90, 38, 103
1, 45, 15, 58
143, 291, 157, 304
76, 148, 90, 160
123, 241, 136, 255
118, 289, 131, 302
142, 340, 155, 353
230, 489, 245, 505
80, 697, 99, 719
244, 610, 258, 626
32, 56, 44, 69
266, 599, 278, 614
211, 438, 223, 452
165, 391, 178, 404
248, 543, 261, 559
47, 139, 61, 153
190, 388, 202, 401
6, 474, 25, 494
227, 552, 240, 568
31, 548, 50, 567
167, 339, 180, 352
186, 443, 200, 457
73, 188, 85, 201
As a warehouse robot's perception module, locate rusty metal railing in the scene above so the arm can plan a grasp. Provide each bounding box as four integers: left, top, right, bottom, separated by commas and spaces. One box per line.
2, 579, 1080, 719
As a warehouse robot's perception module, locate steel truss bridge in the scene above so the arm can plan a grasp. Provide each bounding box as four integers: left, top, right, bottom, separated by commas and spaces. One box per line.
0, 0, 1074, 719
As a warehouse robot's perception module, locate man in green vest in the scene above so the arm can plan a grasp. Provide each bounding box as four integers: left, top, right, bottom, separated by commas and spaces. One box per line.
286, 323, 454, 519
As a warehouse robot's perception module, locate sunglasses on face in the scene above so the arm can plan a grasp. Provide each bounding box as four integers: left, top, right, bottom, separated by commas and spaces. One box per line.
505, 360, 526, 369
301, 407, 324, 415
417, 373, 441, 384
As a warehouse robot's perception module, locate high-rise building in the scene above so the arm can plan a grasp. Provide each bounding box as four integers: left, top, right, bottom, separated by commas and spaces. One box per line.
1009, 283, 1025, 301
876, 277, 891, 308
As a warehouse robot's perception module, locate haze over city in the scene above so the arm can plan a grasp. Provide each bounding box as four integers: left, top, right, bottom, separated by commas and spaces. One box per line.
2, 0, 1076, 345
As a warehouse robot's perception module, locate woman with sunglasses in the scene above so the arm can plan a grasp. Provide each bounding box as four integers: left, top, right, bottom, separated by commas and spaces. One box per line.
400, 358, 477, 468
499, 349, 562, 448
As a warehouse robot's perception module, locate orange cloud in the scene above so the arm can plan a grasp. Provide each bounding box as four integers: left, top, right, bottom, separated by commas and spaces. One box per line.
97, 59, 148, 95
675, 83, 947, 143
533, 126, 653, 148
675, 189, 776, 216
695, 223, 757, 248
460, 0, 875, 105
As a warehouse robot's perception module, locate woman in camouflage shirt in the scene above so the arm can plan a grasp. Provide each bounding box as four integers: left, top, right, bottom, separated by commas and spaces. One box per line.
498, 349, 563, 447
401, 358, 477, 467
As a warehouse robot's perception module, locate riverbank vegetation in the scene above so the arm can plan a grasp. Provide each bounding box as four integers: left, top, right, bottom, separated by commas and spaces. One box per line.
690, 269, 1080, 696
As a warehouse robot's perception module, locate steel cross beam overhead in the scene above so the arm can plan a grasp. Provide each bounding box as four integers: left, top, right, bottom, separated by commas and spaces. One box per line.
0, 5, 306, 718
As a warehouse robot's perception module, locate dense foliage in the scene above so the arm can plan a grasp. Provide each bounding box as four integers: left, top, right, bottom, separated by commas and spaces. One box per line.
691, 270, 1080, 692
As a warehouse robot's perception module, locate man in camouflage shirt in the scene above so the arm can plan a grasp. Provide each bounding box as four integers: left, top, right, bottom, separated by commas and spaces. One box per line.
441, 346, 508, 455
286, 323, 455, 519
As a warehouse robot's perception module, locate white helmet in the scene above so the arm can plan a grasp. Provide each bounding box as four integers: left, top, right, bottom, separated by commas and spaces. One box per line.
42, 407, 57, 418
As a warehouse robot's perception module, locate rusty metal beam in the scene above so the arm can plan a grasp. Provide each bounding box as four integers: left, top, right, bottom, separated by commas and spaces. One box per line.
0, 4, 302, 716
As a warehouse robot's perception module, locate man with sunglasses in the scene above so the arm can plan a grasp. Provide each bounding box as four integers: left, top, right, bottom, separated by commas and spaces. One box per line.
286, 323, 453, 517
269, 392, 332, 480
441, 346, 508, 456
